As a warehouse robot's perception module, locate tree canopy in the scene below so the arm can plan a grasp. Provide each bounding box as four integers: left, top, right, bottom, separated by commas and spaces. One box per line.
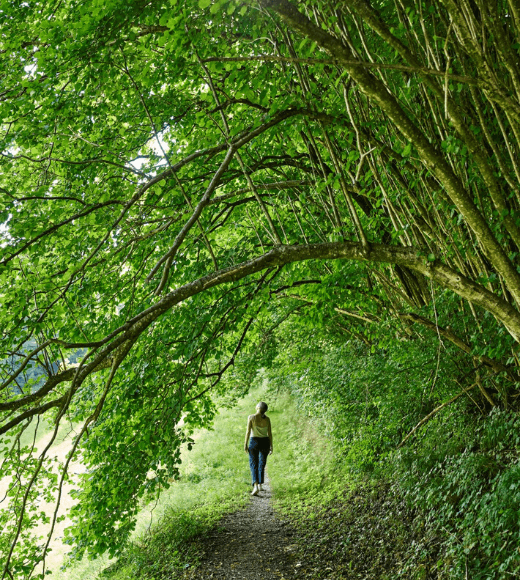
2, 0, 520, 576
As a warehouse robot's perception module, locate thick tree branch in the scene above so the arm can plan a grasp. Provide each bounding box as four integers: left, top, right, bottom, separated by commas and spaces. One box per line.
257, 0, 520, 306
202, 55, 480, 85
399, 312, 518, 381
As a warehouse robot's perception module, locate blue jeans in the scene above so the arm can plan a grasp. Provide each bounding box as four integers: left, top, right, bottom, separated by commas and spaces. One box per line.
248, 437, 270, 484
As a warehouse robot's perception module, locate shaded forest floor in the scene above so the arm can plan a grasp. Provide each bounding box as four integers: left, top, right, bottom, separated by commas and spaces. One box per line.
183, 480, 304, 580
181, 477, 440, 580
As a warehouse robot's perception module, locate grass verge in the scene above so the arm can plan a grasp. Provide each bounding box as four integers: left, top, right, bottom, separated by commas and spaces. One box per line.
53, 389, 263, 580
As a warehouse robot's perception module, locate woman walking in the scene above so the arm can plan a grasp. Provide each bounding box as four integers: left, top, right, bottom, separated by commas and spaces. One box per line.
244, 401, 273, 496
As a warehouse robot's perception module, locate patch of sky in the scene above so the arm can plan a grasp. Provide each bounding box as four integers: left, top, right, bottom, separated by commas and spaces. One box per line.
128, 128, 172, 175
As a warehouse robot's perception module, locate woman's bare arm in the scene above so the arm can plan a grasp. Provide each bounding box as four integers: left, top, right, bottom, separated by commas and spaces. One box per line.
244, 415, 252, 452
268, 417, 273, 454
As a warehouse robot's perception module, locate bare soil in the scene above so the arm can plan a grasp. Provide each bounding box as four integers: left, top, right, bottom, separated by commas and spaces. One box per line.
184, 479, 309, 580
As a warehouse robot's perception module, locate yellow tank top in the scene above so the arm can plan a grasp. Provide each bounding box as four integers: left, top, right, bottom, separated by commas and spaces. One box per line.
251, 416, 269, 438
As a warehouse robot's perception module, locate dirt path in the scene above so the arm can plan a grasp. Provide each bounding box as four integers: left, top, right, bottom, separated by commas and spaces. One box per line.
187, 478, 306, 580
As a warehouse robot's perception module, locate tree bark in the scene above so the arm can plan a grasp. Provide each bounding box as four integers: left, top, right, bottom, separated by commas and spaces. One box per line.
257, 0, 520, 307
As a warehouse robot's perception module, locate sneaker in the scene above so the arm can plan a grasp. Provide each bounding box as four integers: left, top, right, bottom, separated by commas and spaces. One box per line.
251, 484, 259, 496
258, 484, 264, 491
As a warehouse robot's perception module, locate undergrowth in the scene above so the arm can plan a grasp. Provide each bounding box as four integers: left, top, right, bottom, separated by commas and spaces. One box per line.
258, 335, 520, 580
395, 408, 520, 579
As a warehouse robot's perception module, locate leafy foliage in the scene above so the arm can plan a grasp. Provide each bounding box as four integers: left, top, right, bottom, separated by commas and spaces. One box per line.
2, 0, 520, 576
396, 409, 520, 578
253, 325, 520, 578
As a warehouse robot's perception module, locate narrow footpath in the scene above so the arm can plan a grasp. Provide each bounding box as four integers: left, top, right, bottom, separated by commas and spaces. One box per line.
185, 479, 308, 580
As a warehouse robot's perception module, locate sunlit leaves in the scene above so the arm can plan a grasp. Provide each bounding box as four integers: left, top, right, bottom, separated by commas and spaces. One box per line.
2, 0, 520, 573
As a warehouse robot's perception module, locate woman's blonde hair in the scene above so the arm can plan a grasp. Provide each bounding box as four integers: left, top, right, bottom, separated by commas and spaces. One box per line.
257, 401, 268, 418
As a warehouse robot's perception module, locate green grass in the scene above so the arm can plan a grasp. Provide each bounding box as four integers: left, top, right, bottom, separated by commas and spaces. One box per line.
52, 389, 264, 579
266, 391, 348, 514
49, 385, 352, 580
